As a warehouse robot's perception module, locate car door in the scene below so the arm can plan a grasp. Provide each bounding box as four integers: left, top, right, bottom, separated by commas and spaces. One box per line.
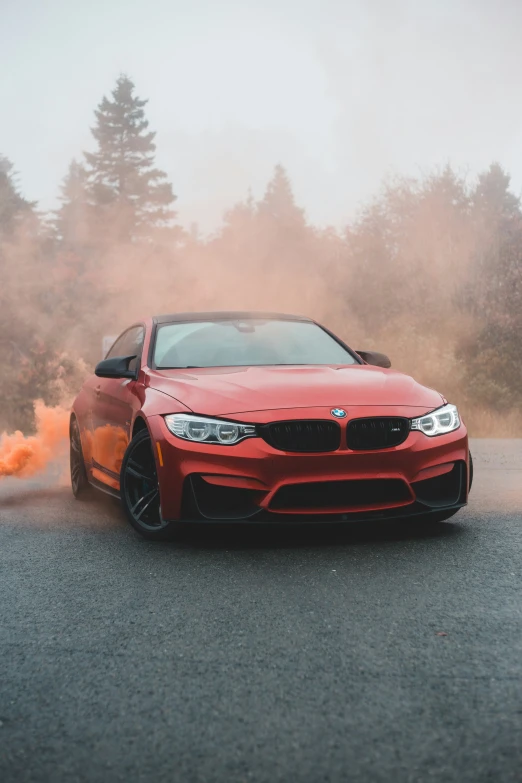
91, 325, 145, 484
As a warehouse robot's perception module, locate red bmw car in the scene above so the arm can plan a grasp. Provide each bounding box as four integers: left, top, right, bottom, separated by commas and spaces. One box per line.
70, 312, 472, 538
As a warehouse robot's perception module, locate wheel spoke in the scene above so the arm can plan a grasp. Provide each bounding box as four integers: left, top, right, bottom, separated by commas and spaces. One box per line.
127, 465, 155, 482
128, 456, 149, 470
124, 436, 164, 529
129, 456, 155, 476
131, 488, 159, 520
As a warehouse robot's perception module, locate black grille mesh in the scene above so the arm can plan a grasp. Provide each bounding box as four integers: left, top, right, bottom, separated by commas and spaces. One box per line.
270, 479, 411, 510
260, 420, 341, 453
347, 417, 409, 450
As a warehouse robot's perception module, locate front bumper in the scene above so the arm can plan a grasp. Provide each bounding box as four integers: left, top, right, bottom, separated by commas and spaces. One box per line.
146, 407, 470, 522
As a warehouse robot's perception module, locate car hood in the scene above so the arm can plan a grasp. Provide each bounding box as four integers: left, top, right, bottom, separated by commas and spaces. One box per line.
146, 365, 444, 416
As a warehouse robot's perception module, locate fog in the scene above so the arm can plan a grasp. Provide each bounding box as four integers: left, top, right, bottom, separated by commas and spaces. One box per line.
1, 0, 522, 480
3, 0, 522, 231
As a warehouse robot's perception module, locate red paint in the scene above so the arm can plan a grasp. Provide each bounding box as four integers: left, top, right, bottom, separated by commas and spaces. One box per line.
72, 314, 469, 521
146, 364, 444, 415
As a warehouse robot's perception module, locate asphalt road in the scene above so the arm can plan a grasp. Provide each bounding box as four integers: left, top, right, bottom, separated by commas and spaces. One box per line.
1, 440, 521, 783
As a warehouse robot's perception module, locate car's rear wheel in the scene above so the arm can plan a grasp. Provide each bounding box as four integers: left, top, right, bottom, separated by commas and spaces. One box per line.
70, 417, 91, 498
120, 429, 178, 539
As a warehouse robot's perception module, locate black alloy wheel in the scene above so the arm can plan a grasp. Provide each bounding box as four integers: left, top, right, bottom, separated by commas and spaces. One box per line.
120, 429, 176, 539
70, 417, 90, 498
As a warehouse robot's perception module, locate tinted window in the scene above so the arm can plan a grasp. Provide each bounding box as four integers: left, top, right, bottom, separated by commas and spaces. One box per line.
154, 319, 357, 368
107, 326, 145, 371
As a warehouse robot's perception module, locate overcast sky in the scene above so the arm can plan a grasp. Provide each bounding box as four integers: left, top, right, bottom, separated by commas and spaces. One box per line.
2, 0, 522, 231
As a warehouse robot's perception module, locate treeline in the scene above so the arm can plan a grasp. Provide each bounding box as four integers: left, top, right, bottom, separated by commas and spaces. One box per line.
1, 75, 521, 434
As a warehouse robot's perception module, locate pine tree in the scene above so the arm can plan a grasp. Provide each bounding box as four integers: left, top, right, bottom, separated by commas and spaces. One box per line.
84, 75, 176, 240
473, 162, 520, 221
470, 163, 522, 317
0, 155, 34, 239
0, 157, 68, 431
259, 164, 305, 228
54, 159, 91, 246
462, 163, 522, 410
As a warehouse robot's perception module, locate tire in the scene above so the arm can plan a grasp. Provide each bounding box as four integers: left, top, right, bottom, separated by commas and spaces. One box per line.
469, 451, 473, 491
120, 429, 178, 539
70, 417, 91, 498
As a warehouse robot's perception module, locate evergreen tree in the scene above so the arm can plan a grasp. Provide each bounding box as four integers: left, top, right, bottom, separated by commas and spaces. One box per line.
0, 155, 34, 239
0, 157, 69, 431
473, 162, 520, 220
84, 75, 176, 240
258, 164, 305, 228
470, 163, 522, 317
54, 159, 91, 246
461, 163, 522, 410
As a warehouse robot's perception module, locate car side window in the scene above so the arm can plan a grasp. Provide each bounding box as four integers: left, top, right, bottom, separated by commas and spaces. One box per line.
106, 326, 145, 371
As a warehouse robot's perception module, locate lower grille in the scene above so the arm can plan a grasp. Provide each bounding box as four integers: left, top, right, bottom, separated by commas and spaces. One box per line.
260, 420, 341, 453
347, 417, 409, 450
270, 479, 412, 511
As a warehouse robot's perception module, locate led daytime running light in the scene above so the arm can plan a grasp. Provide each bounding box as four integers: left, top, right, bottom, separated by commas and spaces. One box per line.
411, 404, 460, 437
164, 414, 256, 445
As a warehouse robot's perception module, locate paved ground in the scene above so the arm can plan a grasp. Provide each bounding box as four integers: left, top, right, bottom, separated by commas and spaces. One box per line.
0, 440, 521, 783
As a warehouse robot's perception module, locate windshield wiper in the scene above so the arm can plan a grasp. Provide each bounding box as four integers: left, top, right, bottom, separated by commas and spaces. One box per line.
156, 365, 202, 370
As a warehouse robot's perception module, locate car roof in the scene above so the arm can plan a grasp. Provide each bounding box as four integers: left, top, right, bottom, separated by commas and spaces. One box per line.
153, 311, 313, 325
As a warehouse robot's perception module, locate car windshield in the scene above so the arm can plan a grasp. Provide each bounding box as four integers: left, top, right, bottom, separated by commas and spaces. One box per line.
154, 319, 358, 369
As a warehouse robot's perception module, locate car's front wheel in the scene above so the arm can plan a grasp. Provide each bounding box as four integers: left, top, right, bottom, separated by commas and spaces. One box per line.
120, 429, 178, 539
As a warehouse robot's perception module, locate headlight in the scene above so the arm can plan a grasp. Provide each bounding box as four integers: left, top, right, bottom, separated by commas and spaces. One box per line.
411, 404, 460, 437
164, 414, 257, 445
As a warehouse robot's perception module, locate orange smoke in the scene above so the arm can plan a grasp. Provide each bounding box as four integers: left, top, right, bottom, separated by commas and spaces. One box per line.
84, 425, 129, 476
0, 401, 70, 478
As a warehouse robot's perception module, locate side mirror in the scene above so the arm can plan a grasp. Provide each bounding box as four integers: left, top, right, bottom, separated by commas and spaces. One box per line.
357, 350, 391, 369
95, 355, 138, 379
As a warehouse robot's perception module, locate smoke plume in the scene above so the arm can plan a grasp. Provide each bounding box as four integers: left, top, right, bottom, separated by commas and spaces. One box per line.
0, 401, 69, 478
2, 70, 522, 492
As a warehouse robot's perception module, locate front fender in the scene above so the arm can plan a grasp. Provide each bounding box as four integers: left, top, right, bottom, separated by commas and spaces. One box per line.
132, 387, 192, 433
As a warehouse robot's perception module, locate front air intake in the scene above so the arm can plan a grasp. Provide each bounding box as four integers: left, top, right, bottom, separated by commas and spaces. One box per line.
270, 479, 412, 511
347, 417, 410, 451
260, 420, 341, 453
